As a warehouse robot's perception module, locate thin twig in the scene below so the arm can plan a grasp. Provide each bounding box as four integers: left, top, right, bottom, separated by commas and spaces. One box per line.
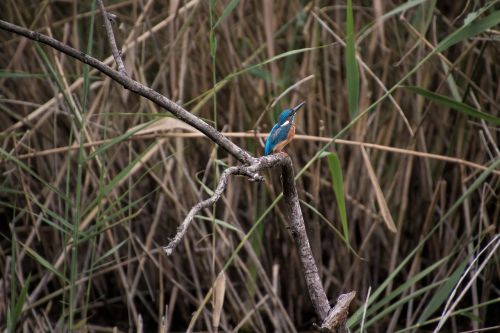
97, 0, 127, 75
163, 165, 263, 255
164, 154, 286, 255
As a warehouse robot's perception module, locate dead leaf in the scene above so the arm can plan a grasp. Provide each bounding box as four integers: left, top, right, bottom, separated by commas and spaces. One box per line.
360, 146, 397, 233
130, 117, 199, 136
212, 272, 226, 330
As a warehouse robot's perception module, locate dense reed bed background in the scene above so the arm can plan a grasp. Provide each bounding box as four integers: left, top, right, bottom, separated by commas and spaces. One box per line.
1, 0, 499, 332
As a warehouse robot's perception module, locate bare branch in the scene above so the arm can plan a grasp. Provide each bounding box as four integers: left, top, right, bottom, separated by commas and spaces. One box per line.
281, 156, 331, 320
163, 165, 264, 255
97, 0, 127, 75
0, 19, 255, 165
315, 292, 356, 333
164, 154, 286, 254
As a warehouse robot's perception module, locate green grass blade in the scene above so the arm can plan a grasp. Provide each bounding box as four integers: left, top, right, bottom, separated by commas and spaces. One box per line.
362, 280, 444, 329
0, 71, 47, 78
300, 200, 345, 244
30, 197, 78, 235
7, 215, 19, 332
83, 141, 158, 216
362, 256, 449, 321
34, 43, 81, 123
300, 199, 360, 258
12, 274, 31, 323
209, 30, 217, 58
22, 244, 69, 283
436, 10, 500, 53
195, 215, 244, 235
79, 207, 144, 249
0, 200, 72, 237
214, 0, 240, 28
0, 148, 69, 201
94, 239, 128, 266
87, 119, 157, 160
187, 44, 330, 112
81, 162, 162, 243
7, 274, 31, 331
324, 152, 349, 242
345, 0, 359, 119
33, 211, 73, 236
70, 1, 97, 327
405, 86, 500, 125
358, 0, 430, 39
418, 259, 468, 323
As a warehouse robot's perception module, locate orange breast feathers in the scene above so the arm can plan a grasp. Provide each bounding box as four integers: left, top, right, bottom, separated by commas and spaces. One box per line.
273, 123, 296, 153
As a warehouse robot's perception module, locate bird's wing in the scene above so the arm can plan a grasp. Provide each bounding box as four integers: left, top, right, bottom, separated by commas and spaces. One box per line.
265, 122, 292, 155
265, 124, 279, 155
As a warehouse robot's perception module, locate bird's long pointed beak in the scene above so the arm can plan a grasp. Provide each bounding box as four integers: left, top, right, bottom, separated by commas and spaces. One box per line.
292, 101, 306, 114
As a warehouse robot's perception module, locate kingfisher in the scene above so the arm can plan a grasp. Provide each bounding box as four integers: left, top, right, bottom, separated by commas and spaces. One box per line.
265, 101, 305, 155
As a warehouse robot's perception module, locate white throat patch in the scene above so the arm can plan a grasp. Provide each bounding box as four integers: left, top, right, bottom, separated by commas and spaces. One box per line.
281, 120, 290, 127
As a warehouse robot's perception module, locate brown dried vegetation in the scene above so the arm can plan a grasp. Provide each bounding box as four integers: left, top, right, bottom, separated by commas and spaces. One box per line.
0, 1, 499, 332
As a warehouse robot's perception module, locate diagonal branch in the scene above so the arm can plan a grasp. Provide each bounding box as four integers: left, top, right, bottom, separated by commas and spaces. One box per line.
281, 156, 355, 330
281, 157, 330, 320
97, 0, 127, 75
0, 19, 254, 165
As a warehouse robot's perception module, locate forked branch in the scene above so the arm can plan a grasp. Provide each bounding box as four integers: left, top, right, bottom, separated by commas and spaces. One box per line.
0, 19, 355, 332
164, 164, 264, 255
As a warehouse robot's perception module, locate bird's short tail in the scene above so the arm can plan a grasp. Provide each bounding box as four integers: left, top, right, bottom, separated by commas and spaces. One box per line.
264, 141, 272, 155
